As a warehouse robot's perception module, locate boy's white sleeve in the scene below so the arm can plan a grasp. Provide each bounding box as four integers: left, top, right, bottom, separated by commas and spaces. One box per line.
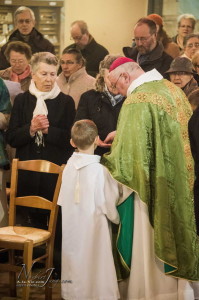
102, 167, 132, 224
100, 167, 119, 224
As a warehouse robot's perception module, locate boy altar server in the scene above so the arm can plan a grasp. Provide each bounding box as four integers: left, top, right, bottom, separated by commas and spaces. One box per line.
58, 119, 122, 300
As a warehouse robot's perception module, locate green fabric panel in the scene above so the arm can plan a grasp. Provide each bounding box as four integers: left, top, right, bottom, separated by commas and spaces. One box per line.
164, 263, 176, 274
112, 223, 129, 280
117, 193, 134, 269
102, 79, 199, 280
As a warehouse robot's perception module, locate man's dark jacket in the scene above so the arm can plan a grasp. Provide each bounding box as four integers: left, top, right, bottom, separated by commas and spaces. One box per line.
0, 28, 55, 70
188, 107, 199, 235
65, 36, 109, 78
123, 42, 173, 77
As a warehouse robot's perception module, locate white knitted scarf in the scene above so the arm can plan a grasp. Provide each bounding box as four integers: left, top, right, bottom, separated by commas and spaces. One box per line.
29, 79, 61, 146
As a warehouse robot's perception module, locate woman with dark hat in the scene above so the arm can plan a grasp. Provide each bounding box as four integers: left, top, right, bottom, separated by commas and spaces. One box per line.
165, 56, 198, 97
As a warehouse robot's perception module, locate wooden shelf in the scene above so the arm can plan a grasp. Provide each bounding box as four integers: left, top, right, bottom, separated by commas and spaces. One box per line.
0, 0, 63, 7
0, 1, 64, 56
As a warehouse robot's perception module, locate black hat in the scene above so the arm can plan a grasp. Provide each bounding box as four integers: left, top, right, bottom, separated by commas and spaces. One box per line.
165, 57, 194, 74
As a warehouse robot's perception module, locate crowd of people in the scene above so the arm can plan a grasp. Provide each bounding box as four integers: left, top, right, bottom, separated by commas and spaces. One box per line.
0, 5, 199, 300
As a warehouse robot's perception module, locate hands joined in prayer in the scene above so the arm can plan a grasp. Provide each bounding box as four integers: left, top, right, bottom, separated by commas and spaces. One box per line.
30, 114, 49, 136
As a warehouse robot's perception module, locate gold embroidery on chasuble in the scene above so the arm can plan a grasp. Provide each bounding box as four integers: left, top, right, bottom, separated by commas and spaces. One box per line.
125, 79, 194, 189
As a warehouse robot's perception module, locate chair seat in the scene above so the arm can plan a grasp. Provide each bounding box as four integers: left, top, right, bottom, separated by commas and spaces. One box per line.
0, 226, 51, 244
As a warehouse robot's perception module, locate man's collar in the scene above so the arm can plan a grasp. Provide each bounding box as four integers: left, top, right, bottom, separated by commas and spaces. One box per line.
137, 42, 164, 63
127, 69, 163, 96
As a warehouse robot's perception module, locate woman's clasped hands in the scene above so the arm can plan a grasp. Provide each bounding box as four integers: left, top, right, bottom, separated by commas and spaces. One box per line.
30, 114, 49, 136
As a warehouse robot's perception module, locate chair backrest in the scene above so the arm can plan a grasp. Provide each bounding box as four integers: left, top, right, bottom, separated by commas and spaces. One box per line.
9, 159, 65, 233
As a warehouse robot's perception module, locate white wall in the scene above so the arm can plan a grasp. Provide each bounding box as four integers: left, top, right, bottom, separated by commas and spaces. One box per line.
61, 0, 148, 55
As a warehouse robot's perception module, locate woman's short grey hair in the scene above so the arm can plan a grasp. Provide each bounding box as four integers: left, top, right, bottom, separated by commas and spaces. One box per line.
14, 6, 35, 22
177, 14, 196, 29
30, 52, 58, 73
183, 33, 199, 47
95, 54, 121, 92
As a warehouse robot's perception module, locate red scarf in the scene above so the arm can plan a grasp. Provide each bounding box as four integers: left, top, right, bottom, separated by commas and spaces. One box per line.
10, 65, 31, 82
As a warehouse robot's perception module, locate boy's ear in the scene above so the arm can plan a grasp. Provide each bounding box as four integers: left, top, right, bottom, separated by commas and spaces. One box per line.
94, 136, 99, 144
70, 139, 76, 148
94, 136, 99, 150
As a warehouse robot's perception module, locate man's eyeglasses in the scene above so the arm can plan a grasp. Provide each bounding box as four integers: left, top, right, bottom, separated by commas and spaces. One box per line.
17, 19, 32, 24
110, 74, 122, 90
186, 43, 199, 48
70, 35, 83, 41
132, 35, 152, 43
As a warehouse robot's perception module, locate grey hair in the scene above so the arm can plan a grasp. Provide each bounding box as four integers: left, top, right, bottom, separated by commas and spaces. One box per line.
177, 14, 196, 29
71, 20, 89, 35
95, 54, 122, 92
14, 6, 35, 23
30, 52, 58, 73
183, 33, 199, 47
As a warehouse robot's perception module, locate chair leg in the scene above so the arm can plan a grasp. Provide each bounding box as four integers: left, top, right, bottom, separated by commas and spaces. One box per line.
22, 240, 33, 300
9, 249, 17, 297
45, 243, 54, 300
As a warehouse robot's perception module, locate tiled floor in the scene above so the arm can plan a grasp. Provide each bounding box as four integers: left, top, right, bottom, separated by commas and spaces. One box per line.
0, 269, 62, 299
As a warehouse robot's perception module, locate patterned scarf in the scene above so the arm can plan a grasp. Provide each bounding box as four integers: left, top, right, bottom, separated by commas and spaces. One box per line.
104, 85, 124, 106
29, 79, 61, 147
10, 65, 31, 82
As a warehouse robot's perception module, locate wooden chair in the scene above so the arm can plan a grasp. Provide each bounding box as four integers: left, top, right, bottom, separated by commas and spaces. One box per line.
0, 158, 64, 300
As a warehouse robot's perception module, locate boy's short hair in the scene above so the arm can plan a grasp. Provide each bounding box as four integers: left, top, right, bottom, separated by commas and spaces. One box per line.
71, 120, 98, 150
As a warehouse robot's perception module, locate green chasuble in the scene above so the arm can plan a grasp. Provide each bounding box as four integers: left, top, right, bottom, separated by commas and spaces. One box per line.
102, 79, 199, 281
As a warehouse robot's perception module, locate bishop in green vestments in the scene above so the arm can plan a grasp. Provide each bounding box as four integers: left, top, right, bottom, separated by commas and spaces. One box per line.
102, 57, 199, 300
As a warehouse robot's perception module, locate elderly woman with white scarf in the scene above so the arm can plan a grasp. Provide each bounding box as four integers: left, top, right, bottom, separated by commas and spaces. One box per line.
6, 51, 75, 276
6, 51, 75, 197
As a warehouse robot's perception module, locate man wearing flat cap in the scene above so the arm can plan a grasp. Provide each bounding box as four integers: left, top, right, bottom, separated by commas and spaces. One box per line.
166, 56, 198, 96
102, 57, 199, 299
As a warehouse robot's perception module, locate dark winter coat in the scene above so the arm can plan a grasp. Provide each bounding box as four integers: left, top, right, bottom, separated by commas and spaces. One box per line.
188, 107, 199, 235
123, 42, 173, 77
6, 90, 75, 199
75, 89, 125, 156
0, 28, 55, 70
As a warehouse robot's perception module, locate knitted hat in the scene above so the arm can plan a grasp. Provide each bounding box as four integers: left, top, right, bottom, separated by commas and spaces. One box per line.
109, 57, 135, 72
165, 57, 194, 74
147, 14, 163, 27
